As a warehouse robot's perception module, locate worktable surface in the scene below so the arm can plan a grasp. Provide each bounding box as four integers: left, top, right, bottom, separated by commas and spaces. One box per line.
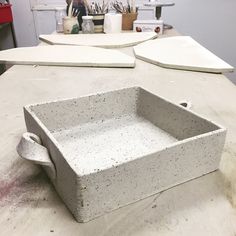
1, 30, 236, 235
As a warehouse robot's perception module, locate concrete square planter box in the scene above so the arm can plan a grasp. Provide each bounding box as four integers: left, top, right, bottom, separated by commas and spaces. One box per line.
17, 87, 226, 222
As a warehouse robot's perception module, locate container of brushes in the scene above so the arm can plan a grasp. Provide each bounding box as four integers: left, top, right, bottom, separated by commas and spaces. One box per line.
63, 16, 79, 34
122, 12, 138, 30
88, 13, 105, 33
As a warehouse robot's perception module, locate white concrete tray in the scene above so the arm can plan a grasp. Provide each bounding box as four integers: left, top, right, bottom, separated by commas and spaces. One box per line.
0, 45, 135, 68
17, 87, 226, 222
39, 32, 158, 48
134, 36, 234, 73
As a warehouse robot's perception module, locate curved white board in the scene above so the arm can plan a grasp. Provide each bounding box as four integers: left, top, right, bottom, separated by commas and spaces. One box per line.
39, 32, 158, 48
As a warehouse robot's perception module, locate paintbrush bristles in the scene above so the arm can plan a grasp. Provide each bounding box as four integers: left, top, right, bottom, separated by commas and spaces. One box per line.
111, 0, 137, 14
86, 0, 109, 14
83, 0, 92, 13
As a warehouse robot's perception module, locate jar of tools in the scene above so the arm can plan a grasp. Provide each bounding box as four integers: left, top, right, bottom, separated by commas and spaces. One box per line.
82, 15, 94, 34
55, 7, 66, 33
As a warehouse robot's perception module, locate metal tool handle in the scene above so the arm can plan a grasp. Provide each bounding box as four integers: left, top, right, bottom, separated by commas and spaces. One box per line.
16, 132, 56, 179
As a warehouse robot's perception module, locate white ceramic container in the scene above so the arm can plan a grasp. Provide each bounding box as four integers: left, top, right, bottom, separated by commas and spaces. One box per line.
17, 87, 226, 222
63, 16, 79, 34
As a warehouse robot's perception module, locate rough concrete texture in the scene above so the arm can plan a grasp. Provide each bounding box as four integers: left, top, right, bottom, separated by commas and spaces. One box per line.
18, 87, 226, 222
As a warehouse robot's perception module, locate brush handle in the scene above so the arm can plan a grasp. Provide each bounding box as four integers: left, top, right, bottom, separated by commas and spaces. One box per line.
68, 0, 73, 17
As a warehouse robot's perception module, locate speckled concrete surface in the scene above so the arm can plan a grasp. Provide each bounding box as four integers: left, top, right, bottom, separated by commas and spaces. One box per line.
19, 87, 226, 222
53, 115, 178, 175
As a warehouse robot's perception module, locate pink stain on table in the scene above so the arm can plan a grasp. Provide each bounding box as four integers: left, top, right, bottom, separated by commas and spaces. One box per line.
0, 179, 18, 202
0, 170, 50, 209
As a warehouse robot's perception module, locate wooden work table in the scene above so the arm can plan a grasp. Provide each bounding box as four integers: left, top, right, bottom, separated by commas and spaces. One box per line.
0, 30, 236, 235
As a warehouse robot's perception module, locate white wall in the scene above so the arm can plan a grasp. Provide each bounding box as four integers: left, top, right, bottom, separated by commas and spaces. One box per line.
10, 0, 66, 46
10, 0, 38, 46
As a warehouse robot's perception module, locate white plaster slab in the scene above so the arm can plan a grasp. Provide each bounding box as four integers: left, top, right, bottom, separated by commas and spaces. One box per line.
0, 45, 135, 68
134, 36, 234, 73
39, 32, 158, 48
